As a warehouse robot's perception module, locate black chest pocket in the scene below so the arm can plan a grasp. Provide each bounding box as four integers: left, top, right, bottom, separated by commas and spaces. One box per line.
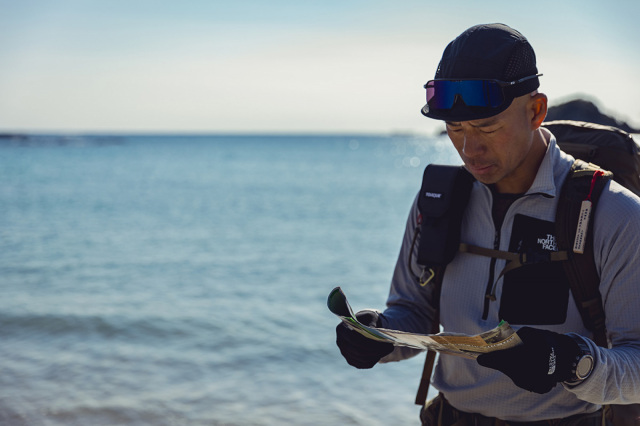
499, 214, 569, 325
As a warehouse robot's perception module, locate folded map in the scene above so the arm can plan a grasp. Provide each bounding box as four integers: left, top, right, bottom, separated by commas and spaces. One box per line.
328, 286, 522, 359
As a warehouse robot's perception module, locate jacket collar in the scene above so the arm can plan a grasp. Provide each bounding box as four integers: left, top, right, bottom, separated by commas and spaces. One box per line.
525, 128, 573, 198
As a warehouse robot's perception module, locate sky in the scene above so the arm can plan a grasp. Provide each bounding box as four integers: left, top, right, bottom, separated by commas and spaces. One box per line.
1, 0, 639, 135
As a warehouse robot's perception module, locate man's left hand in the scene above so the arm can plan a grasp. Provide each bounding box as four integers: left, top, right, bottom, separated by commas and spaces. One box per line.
477, 327, 582, 394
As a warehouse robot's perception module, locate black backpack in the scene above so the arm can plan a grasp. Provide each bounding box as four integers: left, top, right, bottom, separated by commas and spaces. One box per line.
413, 120, 640, 423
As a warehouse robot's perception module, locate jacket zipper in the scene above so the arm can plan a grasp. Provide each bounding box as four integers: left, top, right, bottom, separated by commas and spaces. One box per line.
481, 229, 500, 320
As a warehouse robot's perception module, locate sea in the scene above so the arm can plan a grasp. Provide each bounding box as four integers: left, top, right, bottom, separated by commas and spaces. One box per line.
0, 133, 461, 426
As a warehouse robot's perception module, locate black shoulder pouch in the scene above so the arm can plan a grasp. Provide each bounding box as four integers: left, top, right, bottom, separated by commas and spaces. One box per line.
417, 165, 475, 267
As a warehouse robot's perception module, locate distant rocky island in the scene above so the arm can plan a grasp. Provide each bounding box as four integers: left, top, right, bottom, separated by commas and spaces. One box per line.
545, 99, 639, 133
0, 133, 27, 140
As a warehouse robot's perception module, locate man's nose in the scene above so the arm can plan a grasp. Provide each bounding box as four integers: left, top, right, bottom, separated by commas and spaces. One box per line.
462, 131, 485, 158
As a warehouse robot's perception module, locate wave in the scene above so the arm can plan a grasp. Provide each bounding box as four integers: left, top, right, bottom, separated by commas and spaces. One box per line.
0, 134, 124, 147
0, 312, 216, 343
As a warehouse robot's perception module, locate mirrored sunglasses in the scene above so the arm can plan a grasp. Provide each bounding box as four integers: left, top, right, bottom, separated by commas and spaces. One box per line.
424, 73, 542, 110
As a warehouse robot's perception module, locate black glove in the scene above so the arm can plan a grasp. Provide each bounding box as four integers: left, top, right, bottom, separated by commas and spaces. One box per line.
336, 310, 394, 369
477, 327, 581, 394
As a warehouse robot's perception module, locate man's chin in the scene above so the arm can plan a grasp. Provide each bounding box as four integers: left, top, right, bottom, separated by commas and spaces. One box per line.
464, 167, 499, 185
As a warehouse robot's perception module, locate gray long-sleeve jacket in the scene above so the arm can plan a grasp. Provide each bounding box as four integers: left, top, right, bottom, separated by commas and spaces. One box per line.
379, 132, 640, 421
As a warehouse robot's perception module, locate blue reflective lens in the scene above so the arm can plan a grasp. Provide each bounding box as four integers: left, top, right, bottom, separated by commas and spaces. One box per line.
426, 79, 505, 109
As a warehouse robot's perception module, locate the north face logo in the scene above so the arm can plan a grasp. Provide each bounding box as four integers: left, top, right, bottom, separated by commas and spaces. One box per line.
537, 234, 557, 251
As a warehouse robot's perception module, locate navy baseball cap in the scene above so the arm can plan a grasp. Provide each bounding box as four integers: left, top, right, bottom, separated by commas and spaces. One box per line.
421, 23, 541, 122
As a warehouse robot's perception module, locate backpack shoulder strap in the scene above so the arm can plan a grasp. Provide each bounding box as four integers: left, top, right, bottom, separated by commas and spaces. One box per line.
414, 325, 439, 405
415, 164, 474, 281
556, 159, 612, 347
413, 164, 473, 405
414, 262, 444, 405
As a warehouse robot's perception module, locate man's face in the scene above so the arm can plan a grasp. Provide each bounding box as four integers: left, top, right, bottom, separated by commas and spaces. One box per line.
445, 95, 542, 194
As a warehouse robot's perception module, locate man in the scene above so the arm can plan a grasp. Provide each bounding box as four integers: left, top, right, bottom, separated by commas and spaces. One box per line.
335, 23, 640, 424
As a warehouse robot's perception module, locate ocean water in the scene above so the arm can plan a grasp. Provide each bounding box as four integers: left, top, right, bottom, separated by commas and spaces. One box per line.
0, 133, 460, 426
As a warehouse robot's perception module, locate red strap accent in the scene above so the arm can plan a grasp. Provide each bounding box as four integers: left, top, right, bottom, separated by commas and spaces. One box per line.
586, 170, 605, 201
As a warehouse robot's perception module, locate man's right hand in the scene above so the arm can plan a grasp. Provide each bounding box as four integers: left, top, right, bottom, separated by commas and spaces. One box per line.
335, 310, 394, 369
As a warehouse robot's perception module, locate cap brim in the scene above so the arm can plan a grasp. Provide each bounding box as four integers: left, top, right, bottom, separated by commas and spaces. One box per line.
421, 99, 513, 122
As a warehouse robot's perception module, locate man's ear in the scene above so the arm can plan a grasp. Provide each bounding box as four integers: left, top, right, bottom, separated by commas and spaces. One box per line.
530, 93, 548, 129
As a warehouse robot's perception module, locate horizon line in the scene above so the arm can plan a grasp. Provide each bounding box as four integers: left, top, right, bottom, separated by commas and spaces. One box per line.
0, 128, 441, 138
